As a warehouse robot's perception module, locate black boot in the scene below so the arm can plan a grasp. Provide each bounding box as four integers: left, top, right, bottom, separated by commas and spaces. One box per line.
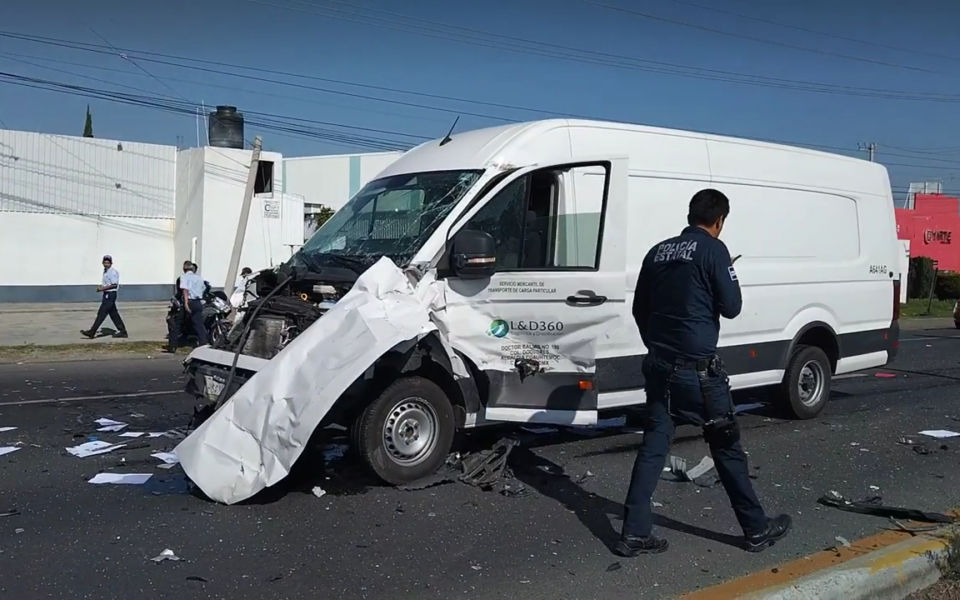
80, 329, 96, 339
744, 514, 792, 552
113, 331, 128, 338
613, 535, 669, 557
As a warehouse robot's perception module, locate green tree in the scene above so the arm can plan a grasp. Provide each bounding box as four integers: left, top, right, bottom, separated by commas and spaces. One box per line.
82, 105, 94, 138
311, 205, 336, 229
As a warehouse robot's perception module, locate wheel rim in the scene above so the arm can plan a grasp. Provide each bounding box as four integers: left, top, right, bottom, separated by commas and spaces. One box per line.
797, 360, 826, 407
382, 397, 438, 466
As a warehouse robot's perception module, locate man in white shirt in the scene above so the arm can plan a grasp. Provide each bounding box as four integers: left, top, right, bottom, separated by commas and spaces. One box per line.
180, 262, 209, 347
81, 255, 128, 339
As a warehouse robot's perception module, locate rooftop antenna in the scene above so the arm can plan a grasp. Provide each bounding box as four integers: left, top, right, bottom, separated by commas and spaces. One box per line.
439, 116, 460, 147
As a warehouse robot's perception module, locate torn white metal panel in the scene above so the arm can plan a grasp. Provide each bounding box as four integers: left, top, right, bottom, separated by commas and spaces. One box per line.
175, 258, 441, 504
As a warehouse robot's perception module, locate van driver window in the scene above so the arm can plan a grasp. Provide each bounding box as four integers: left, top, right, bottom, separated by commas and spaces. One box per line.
464, 164, 607, 270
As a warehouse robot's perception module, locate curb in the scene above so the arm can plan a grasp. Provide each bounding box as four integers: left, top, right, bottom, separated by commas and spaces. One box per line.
683, 522, 958, 600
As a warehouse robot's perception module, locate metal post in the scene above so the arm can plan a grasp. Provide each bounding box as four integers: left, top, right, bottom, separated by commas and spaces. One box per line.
224, 136, 262, 300
859, 142, 877, 162
925, 262, 939, 315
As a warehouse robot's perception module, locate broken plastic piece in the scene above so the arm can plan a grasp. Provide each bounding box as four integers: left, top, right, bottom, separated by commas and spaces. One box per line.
918, 430, 960, 439
311, 486, 326, 498
150, 452, 179, 465
0, 447, 20, 457
0, 427, 17, 433
668, 455, 715, 482
151, 548, 181, 563
66, 441, 126, 458
89, 473, 152, 485
97, 424, 128, 433
818, 491, 955, 523
835, 535, 851, 548
874, 372, 896, 379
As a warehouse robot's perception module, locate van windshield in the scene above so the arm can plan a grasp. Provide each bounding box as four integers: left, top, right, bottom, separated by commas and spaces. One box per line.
293, 170, 483, 272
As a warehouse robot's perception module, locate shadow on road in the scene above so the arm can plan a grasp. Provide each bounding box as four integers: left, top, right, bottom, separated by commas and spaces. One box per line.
510, 446, 743, 553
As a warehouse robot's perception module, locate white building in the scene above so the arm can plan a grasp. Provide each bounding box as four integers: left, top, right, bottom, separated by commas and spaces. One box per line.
0, 128, 396, 302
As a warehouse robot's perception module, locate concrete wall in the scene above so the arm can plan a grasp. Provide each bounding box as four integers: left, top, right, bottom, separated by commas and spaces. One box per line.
0, 129, 176, 301
175, 147, 301, 289
283, 151, 402, 212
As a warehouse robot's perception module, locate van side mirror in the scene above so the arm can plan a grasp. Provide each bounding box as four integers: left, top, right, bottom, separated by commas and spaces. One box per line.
451, 229, 496, 279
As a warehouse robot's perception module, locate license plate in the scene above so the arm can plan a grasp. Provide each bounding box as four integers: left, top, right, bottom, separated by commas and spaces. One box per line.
204, 375, 225, 400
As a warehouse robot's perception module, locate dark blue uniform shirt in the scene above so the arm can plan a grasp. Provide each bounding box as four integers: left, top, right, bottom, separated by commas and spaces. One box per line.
632, 226, 742, 360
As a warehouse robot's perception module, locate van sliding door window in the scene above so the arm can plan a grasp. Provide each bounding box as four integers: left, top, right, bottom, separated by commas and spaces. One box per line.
465, 164, 608, 271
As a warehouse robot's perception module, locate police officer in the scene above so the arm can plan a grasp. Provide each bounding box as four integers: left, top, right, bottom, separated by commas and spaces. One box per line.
616, 189, 791, 557
179, 261, 209, 347
81, 255, 128, 339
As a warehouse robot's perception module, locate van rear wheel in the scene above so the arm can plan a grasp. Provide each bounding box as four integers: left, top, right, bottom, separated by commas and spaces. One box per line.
356, 377, 455, 485
779, 345, 831, 420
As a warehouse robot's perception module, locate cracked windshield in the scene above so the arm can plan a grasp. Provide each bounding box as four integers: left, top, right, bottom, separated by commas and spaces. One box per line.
294, 170, 483, 271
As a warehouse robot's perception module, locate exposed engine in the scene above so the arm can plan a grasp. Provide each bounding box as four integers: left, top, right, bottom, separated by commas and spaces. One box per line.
215, 265, 358, 359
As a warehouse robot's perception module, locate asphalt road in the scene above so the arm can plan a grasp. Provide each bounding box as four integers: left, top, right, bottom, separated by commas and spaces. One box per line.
1, 333, 959, 600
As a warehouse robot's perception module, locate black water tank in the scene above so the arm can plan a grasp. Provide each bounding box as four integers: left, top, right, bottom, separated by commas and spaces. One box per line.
208, 105, 244, 149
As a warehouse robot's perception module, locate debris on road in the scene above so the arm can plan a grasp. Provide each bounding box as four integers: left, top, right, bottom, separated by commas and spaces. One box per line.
119, 432, 147, 438
66, 441, 126, 458
875, 372, 897, 379
606, 562, 622, 572
398, 438, 526, 496
734, 403, 765, 414
918, 430, 960, 439
150, 548, 181, 563
913, 445, 933, 455
185, 576, 208, 583
322, 444, 348, 462
88, 473, 153, 485
0, 446, 21, 456
835, 535, 852, 548
150, 452, 179, 465
311, 486, 326, 498
95, 418, 129, 432
665, 455, 715, 482
0, 427, 17, 433
818, 491, 955, 523
897, 436, 917, 446
521, 426, 559, 435
885, 517, 939, 534
14, 528, 24, 534
575, 470, 595, 483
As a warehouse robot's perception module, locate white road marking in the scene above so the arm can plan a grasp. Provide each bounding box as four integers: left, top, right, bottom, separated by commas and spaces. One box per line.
0, 390, 181, 407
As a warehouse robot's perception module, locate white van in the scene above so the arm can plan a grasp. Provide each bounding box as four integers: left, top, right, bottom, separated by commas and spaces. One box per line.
184, 119, 901, 486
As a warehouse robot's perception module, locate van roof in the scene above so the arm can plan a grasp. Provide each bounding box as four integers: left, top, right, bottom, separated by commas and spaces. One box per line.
377, 119, 886, 189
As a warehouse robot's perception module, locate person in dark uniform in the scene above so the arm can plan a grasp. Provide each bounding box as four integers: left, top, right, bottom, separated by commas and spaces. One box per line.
81, 255, 128, 339
616, 189, 791, 557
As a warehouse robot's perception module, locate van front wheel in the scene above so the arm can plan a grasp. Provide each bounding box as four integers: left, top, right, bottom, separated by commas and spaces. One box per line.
356, 377, 455, 485
779, 345, 831, 420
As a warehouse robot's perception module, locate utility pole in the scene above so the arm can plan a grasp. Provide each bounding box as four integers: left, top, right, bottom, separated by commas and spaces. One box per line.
225, 136, 262, 301
858, 142, 877, 162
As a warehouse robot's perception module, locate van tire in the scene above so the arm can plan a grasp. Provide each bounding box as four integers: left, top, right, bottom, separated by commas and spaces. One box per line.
779, 345, 832, 420
356, 377, 455, 485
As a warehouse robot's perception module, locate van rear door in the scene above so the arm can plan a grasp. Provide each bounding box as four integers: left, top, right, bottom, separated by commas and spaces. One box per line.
440, 158, 627, 426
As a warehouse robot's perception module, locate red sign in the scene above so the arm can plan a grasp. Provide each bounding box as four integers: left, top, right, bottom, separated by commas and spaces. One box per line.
896, 194, 960, 271
924, 230, 952, 244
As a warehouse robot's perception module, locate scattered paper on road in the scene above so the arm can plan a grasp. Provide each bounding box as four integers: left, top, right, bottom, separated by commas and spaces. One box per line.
97, 424, 128, 432
0, 446, 21, 456
88, 473, 152, 485
151, 451, 179, 465
95, 418, 125, 427
119, 432, 147, 438
66, 440, 126, 458
919, 430, 960, 439
147, 432, 167, 438
0, 427, 17, 433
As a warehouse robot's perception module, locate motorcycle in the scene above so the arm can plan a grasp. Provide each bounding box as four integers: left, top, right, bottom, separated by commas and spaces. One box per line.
165, 281, 232, 349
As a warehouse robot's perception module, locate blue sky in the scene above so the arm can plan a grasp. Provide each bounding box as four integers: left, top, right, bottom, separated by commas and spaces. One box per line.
1, 0, 959, 196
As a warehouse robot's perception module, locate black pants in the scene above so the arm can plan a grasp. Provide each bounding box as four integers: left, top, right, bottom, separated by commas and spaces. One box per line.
168, 300, 208, 349
90, 292, 126, 334
622, 354, 768, 538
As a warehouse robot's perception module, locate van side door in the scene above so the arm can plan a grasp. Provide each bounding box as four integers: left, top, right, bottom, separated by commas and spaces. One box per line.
438, 158, 627, 426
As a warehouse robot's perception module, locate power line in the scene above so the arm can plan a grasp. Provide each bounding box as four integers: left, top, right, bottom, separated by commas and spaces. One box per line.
229, 3, 960, 103
665, 0, 960, 64
0, 72, 416, 151
584, 0, 936, 73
